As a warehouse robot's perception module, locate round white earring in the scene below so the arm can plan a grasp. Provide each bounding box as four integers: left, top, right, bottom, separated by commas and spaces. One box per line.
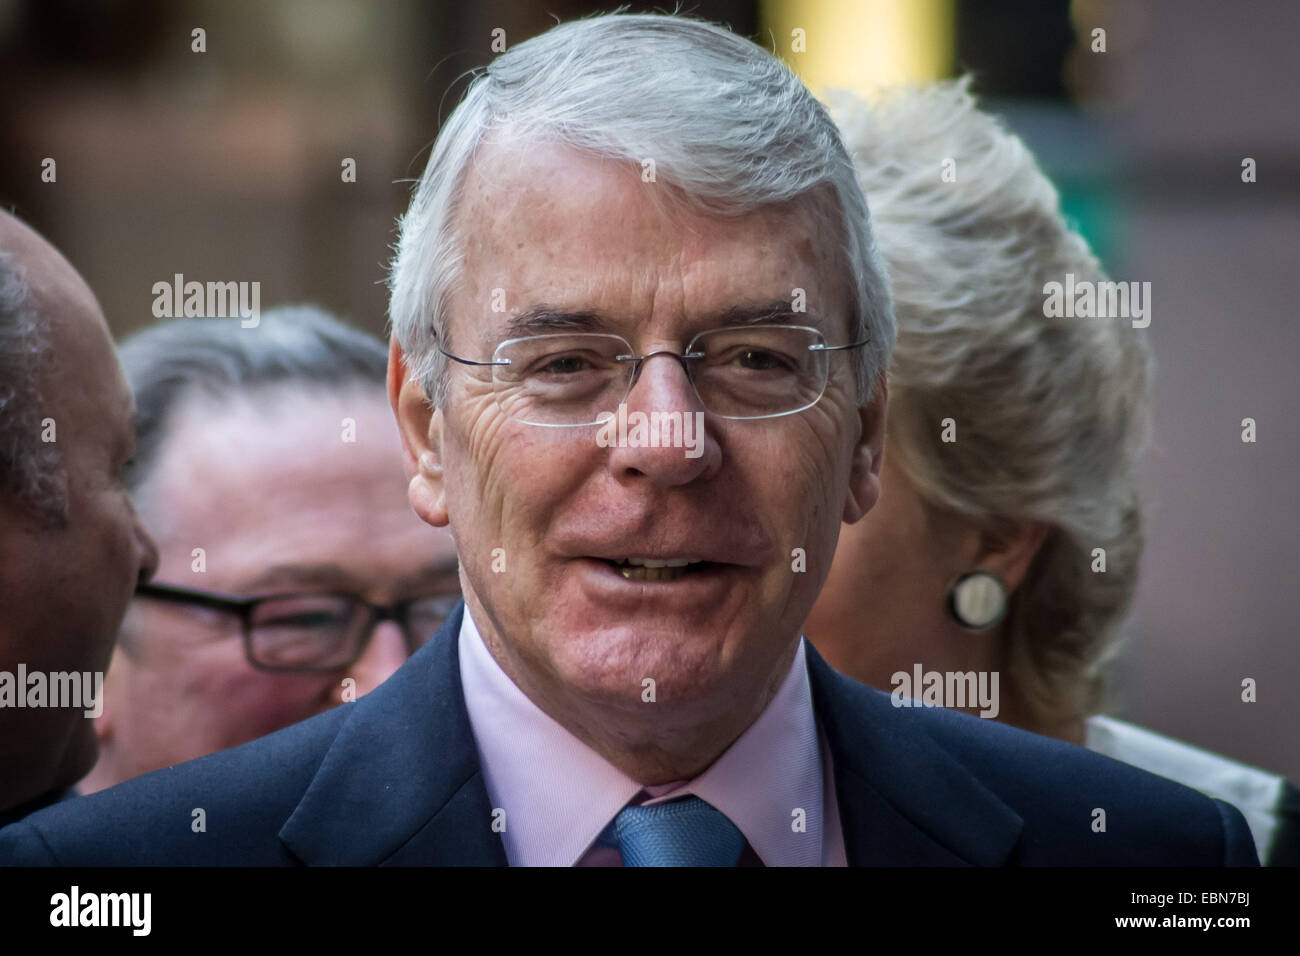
948, 571, 1008, 630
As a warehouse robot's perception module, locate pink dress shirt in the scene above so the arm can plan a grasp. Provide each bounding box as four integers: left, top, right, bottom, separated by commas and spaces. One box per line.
458, 607, 847, 866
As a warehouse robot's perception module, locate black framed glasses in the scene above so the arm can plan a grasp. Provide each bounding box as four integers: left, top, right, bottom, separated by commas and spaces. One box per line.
135, 582, 461, 673
436, 325, 869, 426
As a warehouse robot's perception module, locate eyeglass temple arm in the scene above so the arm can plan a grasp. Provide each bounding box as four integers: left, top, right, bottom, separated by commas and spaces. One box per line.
431, 325, 509, 366
136, 582, 248, 613
809, 338, 871, 353
435, 344, 511, 367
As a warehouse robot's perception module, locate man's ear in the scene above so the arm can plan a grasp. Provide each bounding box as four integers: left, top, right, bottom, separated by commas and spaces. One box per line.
388, 338, 449, 528
842, 375, 887, 524
971, 516, 1050, 594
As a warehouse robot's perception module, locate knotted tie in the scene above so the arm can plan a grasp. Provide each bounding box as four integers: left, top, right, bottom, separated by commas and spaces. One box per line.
598, 795, 746, 867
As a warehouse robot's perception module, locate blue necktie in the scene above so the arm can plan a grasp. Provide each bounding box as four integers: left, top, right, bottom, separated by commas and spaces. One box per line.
598, 795, 746, 866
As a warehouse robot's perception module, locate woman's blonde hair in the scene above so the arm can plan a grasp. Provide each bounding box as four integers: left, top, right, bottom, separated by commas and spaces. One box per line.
831, 78, 1153, 725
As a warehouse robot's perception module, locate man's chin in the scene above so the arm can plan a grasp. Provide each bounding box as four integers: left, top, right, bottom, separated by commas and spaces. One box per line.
544, 628, 747, 707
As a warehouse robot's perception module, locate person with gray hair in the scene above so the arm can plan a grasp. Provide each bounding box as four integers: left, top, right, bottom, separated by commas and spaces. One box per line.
1, 13, 1256, 866
78, 307, 461, 793
807, 79, 1299, 865
0, 211, 158, 825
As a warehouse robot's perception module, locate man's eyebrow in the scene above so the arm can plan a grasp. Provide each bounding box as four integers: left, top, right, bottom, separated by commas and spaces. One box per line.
711, 301, 827, 328
237, 560, 462, 597
505, 306, 613, 338
238, 564, 359, 594
503, 301, 829, 338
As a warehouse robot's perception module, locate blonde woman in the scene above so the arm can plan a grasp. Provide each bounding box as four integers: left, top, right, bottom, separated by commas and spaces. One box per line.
809, 80, 1298, 865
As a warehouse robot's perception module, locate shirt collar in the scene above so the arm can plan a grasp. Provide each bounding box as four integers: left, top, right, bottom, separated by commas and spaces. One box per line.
458, 607, 827, 866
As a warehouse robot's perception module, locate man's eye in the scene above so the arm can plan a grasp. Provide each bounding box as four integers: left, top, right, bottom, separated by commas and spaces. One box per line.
733, 349, 793, 372
536, 354, 594, 375
261, 610, 349, 629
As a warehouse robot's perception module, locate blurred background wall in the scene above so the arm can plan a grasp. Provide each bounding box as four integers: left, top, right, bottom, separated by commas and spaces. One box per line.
2, 0, 1296, 779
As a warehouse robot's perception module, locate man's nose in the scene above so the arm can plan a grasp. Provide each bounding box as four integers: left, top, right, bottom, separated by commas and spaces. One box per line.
606, 350, 720, 485
347, 621, 409, 696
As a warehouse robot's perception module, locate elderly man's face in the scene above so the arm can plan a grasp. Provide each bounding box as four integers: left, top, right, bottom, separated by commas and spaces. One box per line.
398, 141, 882, 733
81, 388, 460, 793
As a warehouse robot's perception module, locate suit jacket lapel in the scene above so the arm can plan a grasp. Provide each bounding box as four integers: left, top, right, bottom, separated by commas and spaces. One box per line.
805, 642, 1024, 865
279, 602, 508, 865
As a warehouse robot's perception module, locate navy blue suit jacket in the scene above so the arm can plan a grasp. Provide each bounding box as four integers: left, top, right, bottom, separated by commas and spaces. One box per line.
0, 604, 1259, 865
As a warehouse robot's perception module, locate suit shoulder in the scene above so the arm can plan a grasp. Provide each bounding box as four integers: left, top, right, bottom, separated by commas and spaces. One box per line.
814, 664, 1257, 865
0, 703, 353, 866
907, 701, 1256, 863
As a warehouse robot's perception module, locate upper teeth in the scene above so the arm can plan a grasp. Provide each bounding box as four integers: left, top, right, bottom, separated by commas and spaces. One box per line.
620, 557, 699, 568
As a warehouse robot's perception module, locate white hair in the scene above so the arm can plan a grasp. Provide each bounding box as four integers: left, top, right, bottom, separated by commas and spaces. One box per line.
388, 11, 894, 406
830, 79, 1153, 724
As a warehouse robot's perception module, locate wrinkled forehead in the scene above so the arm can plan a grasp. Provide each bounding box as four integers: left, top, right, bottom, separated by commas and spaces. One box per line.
447, 139, 852, 346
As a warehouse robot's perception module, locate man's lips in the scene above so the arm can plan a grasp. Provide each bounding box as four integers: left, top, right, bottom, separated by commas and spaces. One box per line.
573, 556, 739, 585
594, 556, 719, 583
569, 543, 764, 569
555, 522, 772, 584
